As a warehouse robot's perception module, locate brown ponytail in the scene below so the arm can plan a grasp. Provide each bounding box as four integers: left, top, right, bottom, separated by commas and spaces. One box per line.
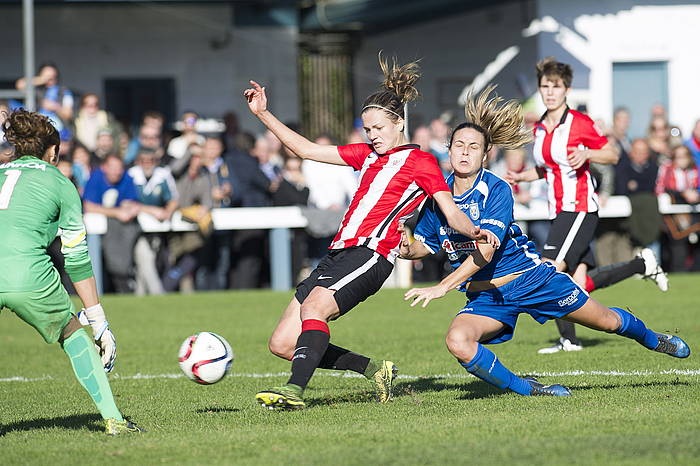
361, 52, 421, 123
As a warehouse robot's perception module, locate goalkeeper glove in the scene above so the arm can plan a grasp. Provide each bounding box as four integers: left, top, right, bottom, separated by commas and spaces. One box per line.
77, 303, 116, 372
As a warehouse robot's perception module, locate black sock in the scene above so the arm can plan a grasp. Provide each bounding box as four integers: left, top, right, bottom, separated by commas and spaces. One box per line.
555, 319, 579, 345
318, 344, 370, 374
589, 257, 645, 290
287, 324, 330, 390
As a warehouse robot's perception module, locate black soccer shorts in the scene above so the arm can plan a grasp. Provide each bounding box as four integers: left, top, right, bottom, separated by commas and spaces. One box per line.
295, 246, 393, 316
541, 211, 598, 271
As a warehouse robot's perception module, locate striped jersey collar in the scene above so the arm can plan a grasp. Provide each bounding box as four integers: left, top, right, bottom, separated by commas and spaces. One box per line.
536, 105, 570, 129
378, 144, 420, 156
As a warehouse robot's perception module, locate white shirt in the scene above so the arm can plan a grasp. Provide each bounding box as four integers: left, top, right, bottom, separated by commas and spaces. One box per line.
302, 159, 357, 210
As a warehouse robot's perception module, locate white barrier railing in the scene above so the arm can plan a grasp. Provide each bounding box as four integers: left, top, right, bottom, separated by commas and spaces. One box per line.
83, 194, 698, 293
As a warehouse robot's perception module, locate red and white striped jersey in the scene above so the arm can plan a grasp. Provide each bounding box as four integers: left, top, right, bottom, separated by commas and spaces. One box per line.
655, 162, 699, 195
333, 143, 449, 262
532, 108, 608, 219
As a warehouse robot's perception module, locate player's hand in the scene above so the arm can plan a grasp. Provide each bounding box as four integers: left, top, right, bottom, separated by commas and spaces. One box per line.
504, 170, 521, 186
404, 284, 449, 308
567, 148, 589, 170
78, 304, 117, 372
95, 327, 117, 373
243, 80, 267, 116
398, 222, 412, 258
476, 229, 500, 249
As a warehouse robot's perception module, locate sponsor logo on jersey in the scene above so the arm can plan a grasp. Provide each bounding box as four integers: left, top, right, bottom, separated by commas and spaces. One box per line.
0, 161, 47, 171
481, 218, 505, 230
558, 288, 580, 307
442, 238, 477, 256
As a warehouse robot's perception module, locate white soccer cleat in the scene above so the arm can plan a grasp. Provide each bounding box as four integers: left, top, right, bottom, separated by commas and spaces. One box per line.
640, 248, 668, 292
537, 337, 583, 354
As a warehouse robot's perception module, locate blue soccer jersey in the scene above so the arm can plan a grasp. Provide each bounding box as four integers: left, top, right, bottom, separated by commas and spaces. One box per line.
413, 168, 540, 287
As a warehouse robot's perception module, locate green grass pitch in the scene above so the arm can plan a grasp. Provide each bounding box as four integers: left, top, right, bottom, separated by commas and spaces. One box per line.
1, 275, 699, 465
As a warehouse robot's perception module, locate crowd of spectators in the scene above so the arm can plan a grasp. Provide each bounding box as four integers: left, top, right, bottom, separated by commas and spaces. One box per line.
1, 62, 699, 293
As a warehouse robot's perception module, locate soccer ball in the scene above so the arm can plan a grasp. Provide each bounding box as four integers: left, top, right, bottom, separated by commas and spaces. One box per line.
178, 332, 234, 384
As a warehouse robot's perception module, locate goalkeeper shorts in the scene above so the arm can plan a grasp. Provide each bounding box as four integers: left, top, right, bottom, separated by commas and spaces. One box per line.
0, 276, 75, 344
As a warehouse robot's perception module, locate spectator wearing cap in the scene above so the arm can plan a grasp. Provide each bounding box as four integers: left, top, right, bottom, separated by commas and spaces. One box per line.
166, 111, 205, 179
92, 128, 118, 167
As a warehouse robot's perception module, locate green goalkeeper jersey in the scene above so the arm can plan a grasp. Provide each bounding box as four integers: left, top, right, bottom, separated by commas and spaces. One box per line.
0, 155, 93, 292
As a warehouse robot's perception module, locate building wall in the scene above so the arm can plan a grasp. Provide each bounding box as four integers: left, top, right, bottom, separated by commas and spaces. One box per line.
0, 4, 299, 133
353, 2, 538, 132
537, 0, 700, 135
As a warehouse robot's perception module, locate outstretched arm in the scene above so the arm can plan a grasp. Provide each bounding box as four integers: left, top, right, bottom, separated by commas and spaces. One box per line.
505, 167, 542, 185
432, 191, 500, 247
404, 243, 496, 308
243, 80, 347, 166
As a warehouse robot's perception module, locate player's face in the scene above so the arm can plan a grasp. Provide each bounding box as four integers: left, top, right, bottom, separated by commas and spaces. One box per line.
449, 128, 486, 177
361, 108, 403, 155
539, 76, 569, 111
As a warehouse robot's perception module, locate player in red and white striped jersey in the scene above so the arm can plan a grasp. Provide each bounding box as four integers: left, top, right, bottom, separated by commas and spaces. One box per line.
509, 58, 668, 354
507, 58, 620, 352
243, 56, 498, 409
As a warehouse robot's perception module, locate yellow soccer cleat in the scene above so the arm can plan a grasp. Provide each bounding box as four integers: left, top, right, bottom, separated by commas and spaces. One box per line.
370, 360, 398, 403
105, 418, 144, 435
256, 385, 305, 410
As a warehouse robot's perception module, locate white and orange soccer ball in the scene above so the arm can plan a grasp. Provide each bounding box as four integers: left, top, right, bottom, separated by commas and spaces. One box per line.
178, 332, 234, 384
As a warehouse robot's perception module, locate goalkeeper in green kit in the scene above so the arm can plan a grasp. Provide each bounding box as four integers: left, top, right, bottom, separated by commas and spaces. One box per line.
0, 109, 142, 435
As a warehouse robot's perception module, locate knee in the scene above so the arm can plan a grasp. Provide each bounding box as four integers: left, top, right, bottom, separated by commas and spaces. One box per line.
445, 330, 477, 362
268, 336, 294, 360
602, 308, 622, 333
59, 316, 81, 345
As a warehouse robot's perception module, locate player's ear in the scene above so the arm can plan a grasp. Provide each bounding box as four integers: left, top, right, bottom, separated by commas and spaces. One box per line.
44, 145, 59, 165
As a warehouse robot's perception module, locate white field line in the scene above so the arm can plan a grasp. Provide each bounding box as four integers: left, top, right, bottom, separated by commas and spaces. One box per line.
1, 369, 699, 383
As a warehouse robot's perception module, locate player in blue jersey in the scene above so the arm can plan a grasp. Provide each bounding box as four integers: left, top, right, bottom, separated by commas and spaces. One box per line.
399, 86, 690, 396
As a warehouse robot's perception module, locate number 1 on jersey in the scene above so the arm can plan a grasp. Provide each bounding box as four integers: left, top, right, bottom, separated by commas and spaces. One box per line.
0, 169, 22, 209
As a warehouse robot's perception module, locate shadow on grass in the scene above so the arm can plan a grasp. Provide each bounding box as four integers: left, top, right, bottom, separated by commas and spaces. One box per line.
195, 407, 241, 414
305, 390, 377, 408
395, 377, 503, 400
395, 376, 692, 400
566, 379, 692, 391
0, 413, 103, 436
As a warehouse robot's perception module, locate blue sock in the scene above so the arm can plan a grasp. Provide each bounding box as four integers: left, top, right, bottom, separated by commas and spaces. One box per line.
610, 307, 659, 349
461, 343, 532, 396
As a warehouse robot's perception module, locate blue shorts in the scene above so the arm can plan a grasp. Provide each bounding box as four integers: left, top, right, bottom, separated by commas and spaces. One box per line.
458, 263, 589, 344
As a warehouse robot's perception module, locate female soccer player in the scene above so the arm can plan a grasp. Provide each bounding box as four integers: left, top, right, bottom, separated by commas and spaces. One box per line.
0, 109, 141, 434
244, 56, 498, 409
400, 86, 690, 396
506, 58, 667, 354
